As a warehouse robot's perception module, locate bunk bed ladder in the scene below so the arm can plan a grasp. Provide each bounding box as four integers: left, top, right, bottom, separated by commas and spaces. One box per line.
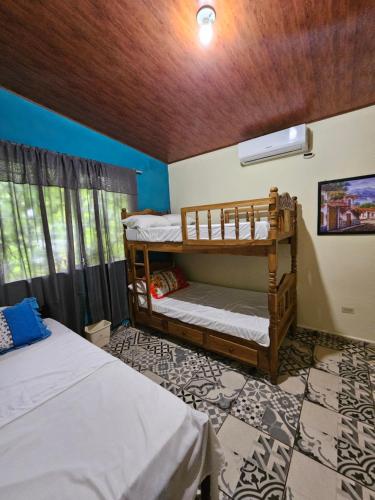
130, 245, 152, 316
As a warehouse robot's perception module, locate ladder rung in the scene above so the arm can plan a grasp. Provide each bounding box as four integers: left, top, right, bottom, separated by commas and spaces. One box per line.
134, 262, 145, 267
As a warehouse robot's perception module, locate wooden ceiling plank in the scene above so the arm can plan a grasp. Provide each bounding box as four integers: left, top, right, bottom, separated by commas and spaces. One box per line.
0, 0, 373, 163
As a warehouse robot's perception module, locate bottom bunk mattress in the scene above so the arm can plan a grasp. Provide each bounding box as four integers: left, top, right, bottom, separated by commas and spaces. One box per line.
136, 281, 270, 347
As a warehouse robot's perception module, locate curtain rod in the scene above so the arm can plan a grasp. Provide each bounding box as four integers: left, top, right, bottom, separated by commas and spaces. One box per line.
2, 139, 144, 176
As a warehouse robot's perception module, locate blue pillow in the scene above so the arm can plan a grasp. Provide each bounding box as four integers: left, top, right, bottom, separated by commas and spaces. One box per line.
0, 298, 51, 354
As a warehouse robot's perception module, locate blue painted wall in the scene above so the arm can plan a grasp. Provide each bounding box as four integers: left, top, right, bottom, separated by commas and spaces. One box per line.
0, 87, 170, 211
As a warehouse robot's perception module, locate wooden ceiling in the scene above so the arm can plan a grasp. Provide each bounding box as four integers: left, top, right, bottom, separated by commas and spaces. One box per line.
0, 1, 374, 163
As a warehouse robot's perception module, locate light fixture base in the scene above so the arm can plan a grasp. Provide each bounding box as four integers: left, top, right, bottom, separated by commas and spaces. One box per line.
196, 5, 216, 26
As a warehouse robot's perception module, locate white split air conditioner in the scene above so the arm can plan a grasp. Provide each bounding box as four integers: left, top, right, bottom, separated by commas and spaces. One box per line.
238, 124, 309, 166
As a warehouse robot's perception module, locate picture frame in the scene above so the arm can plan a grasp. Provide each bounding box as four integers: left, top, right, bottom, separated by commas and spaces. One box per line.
318, 174, 375, 235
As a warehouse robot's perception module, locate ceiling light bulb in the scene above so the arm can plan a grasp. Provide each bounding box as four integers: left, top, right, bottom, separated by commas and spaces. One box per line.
196, 6, 216, 46
199, 23, 213, 46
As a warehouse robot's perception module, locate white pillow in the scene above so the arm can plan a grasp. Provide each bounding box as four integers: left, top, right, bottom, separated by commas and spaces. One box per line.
163, 214, 195, 226
128, 282, 147, 293
123, 215, 170, 229
0, 306, 8, 311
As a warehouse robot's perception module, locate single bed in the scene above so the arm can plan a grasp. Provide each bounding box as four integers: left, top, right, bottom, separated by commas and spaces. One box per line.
135, 281, 270, 347
125, 220, 270, 242
0, 319, 223, 500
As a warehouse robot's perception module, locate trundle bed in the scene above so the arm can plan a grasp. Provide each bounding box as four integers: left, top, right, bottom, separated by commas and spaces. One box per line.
122, 187, 297, 383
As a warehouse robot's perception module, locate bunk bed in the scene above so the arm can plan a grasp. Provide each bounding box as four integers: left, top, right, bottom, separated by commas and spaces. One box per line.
121, 187, 297, 383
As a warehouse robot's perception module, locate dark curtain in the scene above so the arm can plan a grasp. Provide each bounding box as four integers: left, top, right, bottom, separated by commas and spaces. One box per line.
0, 140, 137, 333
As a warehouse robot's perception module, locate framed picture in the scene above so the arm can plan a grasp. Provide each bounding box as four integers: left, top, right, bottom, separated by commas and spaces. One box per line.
318, 174, 375, 235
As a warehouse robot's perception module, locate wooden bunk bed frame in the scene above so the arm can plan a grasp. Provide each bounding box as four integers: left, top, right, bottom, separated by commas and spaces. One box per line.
121, 187, 297, 383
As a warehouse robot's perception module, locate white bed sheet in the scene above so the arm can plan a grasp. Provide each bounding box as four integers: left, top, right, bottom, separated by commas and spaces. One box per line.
0, 319, 223, 500
0, 321, 115, 428
137, 281, 270, 347
126, 220, 270, 242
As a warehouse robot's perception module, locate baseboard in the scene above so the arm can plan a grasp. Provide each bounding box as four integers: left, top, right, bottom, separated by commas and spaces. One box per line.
297, 323, 374, 346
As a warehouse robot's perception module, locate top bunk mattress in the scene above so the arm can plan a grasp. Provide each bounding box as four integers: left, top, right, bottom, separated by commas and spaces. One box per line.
137, 281, 270, 347
126, 221, 270, 242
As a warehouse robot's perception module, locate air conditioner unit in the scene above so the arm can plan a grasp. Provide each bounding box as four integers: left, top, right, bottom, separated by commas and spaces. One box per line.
238, 124, 309, 166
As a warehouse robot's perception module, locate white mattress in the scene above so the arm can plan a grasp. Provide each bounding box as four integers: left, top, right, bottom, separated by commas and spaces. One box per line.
136, 281, 270, 347
0, 319, 223, 500
126, 220, 270, 242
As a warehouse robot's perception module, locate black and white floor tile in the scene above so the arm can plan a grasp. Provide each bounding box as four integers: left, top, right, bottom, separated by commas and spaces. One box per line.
185, 363, 247, 411
104, 325, 375, 499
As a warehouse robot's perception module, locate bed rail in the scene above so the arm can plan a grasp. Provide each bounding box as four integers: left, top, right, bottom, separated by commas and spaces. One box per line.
121, 208, 165, 219
180, 187, 296, 245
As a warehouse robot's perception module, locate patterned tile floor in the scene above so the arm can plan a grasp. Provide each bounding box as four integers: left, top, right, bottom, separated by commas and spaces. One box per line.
104, 326, 375, 500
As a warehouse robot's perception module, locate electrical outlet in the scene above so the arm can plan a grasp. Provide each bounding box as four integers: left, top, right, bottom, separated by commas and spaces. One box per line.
341, 307, 355, 314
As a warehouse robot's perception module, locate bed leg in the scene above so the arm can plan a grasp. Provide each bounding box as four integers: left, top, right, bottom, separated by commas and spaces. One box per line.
269, 346, 278, 385
270, 369, 278, 385
269, 340, 278, 385
128, 299, 135, 327
290, 318, 297, 336
201, 475, 211, 500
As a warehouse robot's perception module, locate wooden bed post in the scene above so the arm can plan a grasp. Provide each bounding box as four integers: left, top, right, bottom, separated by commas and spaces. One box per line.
144, 246, 152, 316
181, 207, 188, 242
291, 196, 298, 275
268, 187, 279, 384
290, 196, 298, 334
121, 208, 135, 326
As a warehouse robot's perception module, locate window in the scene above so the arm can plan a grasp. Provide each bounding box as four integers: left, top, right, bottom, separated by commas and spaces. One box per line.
0, 181, 128, 284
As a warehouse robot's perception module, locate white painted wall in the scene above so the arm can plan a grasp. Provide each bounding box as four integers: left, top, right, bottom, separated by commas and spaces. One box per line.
168, 106, 375, 341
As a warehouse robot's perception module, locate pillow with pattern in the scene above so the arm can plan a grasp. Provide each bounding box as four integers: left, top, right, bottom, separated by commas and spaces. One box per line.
150, 268, 189, 299
0, 298, 51, 355
0, 311, 13, 352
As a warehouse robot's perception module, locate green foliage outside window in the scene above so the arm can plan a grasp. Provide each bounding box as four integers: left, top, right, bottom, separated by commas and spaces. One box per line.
0, 181, 128, 284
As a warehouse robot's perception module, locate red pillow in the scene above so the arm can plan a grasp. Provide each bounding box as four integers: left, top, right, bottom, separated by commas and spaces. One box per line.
150, 268, 189, 299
